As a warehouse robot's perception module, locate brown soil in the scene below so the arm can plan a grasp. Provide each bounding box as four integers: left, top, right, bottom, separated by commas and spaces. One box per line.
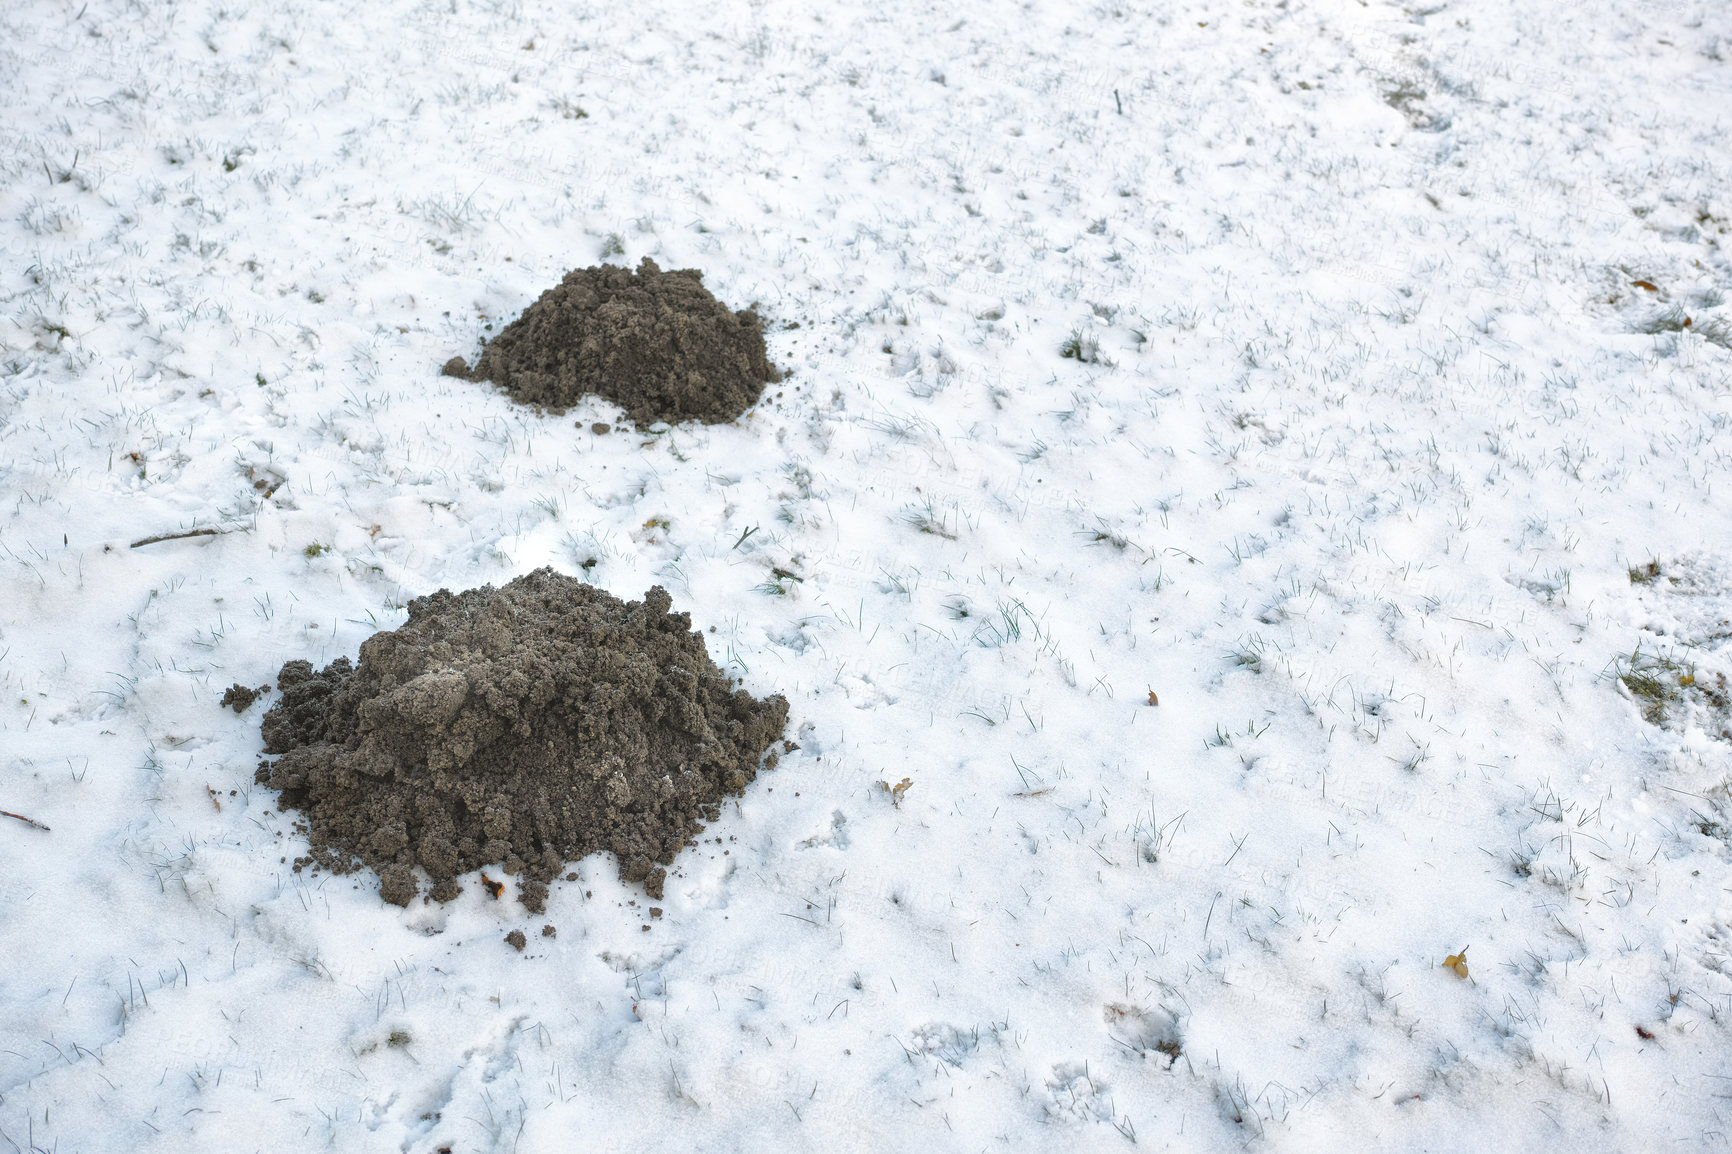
221, 683, 265, 713
256, 568, 788, 908
450, 258, 779, 427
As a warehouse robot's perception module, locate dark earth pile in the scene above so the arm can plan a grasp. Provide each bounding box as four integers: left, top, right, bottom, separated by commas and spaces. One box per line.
256, 568, 789, 909
445, 257, 780, 426
221, 683, 265, 712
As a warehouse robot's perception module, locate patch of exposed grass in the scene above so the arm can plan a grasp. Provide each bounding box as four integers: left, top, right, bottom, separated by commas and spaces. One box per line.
1615, 646, 1694, 724
1629, 559, 1663, 585
1637, 306, 1732, 348
1613, 646, 1732, 737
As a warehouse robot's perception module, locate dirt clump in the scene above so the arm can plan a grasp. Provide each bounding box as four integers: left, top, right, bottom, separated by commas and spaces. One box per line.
256, 567, 788, 908
221, 683, 266, 713
450, 257, 779, 427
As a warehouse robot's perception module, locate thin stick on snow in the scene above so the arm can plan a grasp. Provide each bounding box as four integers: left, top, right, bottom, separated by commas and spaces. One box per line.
1, 810, 50, 831
130, 526, 245, 548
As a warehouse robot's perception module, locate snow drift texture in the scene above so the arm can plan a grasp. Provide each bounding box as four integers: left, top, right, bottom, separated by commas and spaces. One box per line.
257, 567, 789, 908
455, 257, 780, 426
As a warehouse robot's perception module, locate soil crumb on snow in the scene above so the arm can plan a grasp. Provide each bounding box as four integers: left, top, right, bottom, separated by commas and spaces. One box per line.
221, 683, 264, 713
451, 257, 779, 426
256, 567, 789, 908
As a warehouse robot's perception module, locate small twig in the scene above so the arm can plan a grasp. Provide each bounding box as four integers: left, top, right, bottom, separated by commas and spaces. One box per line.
2, 810, 50, 831
130, 525, 245, 548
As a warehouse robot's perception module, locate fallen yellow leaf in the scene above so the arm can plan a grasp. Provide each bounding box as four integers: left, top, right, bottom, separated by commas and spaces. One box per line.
879, 777, 913, 807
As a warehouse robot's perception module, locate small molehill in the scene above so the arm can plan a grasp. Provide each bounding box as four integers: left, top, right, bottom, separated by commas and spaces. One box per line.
448, 257, 780, 427
256, 568, 788, 908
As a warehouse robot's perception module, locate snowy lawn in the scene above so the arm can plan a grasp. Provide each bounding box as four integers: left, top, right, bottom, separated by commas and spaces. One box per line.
3, 0, 1731, 1149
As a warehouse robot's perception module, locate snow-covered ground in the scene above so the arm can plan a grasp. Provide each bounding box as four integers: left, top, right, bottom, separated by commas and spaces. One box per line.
3, 0, 1731, 1148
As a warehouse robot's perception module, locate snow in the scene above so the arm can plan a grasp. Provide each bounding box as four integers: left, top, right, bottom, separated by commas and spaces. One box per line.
3, 0, 1731, 1148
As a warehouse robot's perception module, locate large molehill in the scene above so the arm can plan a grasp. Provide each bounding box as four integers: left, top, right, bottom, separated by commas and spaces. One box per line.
256, 568, 788, 909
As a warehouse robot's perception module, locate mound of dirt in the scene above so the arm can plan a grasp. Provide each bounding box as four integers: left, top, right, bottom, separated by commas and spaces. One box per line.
449, 257, 780, 426
256, 568, 789, 908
